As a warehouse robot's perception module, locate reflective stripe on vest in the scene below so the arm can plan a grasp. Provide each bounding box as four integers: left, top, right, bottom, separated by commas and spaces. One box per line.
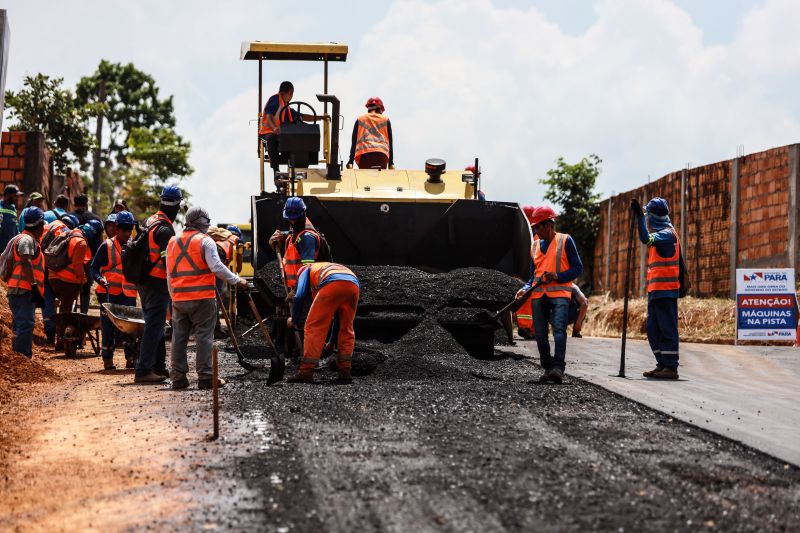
146, 212, 172, 280
307, 262, 356, 296
647, 229, 680, 293
531, 233, 573, 299
259, 94, 292, 136
166, 230, 216, 301
283, 219, 320, 288
97, 238, 137, 297
49, 229, 87, 284
354, 113, 390, 160
7, 232, 45, 296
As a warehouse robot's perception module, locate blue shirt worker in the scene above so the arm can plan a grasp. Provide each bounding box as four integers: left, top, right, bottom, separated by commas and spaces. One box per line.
286, 262, 360, 383
3, 207, 46, 358
91, 211, 138, 371
517, 206, 583, 384
269, 197, 321, 290
43, 194, 69, 224
17, 192, 45, 233
631, 197, 681, 380
0, 184, 21, 252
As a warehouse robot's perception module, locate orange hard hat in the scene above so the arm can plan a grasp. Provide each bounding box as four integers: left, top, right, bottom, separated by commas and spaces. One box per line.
522, 205, 537, 224
531, 205, 558, 226
366, 97, 385, 112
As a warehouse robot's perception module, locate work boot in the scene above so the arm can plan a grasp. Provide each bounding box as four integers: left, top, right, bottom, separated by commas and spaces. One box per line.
538, 371, 550, 384
103, 358, 116, 371
642, 366, 664, 378
155, 368, 171, 379
134, 372, 167, 384
286, 372, 314, 384
518, 328, 535, 340
571, 330, 583, 338
171, 376, 190, 390
648, 367, 679, 380
198, 378, 226, 390
125, 358, 135, 369
548, 368, 564, 384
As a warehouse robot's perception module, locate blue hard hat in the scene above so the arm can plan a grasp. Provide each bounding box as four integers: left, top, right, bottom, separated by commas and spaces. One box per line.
61, 214, 80, 229
160, 185, 183, 206
88, 219, 104, 235
282, 197, 307, 220
115, 210, 135, 226
226, 225, 242, 237
646, 197, 670, 217
105, 213, 118, 224
79, 223, 96, 239
23, 206, 45, 227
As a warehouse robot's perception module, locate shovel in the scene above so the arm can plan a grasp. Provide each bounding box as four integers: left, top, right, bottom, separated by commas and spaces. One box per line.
216, 289, 259, 372
244, 289, 285, 384
274, 246, 305, 356
472, 280, 543, 328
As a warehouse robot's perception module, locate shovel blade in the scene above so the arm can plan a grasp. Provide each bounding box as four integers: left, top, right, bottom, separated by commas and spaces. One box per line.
267, 353, 286, 385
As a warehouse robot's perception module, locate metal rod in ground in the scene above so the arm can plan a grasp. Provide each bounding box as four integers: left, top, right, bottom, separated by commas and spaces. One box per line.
212, 347, 219, 440
619, 211, 637, 378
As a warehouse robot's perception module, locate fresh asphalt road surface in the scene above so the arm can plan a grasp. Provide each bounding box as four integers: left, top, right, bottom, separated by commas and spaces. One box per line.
512, 337, 800, 466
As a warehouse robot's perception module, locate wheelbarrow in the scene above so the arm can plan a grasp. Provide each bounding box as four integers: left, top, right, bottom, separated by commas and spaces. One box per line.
51, 312, 102, 358
102, 303, 146, 367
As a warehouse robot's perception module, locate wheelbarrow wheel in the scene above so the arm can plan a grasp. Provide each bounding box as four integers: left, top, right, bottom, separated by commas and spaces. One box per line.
65, 339, 79, 358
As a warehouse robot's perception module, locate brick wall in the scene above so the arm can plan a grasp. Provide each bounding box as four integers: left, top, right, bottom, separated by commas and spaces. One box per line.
0, 131, 27, 192
593, 143, 798, 298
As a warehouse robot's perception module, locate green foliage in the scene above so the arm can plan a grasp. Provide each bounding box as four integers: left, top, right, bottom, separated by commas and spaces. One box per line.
540, 154, 602, 290
4, 74, 100, 173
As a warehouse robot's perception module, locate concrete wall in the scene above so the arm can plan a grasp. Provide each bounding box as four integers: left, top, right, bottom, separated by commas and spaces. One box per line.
593, 143, 799, 298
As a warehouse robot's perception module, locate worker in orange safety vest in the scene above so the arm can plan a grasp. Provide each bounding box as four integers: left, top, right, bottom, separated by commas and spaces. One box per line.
286, 262, 360, 383
516, 205, 539, 339
516, 206, 583, 384
347, 96, 394, 170
269, 197, 321, 291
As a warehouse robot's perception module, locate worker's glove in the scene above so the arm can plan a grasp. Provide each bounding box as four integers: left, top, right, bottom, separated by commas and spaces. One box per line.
98, 277, 109, 288
236, 279, 248, 290
630, 198, 644, 217
346, 163, 353, 169
269, 230, 284, 248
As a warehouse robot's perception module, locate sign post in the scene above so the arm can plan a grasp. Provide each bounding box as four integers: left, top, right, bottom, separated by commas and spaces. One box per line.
736, 269, 797, 342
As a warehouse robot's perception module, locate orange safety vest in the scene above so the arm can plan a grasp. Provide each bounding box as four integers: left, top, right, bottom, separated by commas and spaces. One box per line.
531, 233, 573, 299
7, 232, 45, 296
259, 93, 294, 136
43, 219, 69, 242
96, 238, 137, 298
307, 262, 356, 297
516, 240, 538, 331
49, 229, 87, 284
354, 113, 390, 163
166, 229, 216, 302
283, 219, 320, 289
216, 234, 240, 265
647, 229, 680, 293
145, 211, 172, 280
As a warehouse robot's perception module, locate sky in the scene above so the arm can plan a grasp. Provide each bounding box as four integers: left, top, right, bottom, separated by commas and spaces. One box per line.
3, 0, 800, 223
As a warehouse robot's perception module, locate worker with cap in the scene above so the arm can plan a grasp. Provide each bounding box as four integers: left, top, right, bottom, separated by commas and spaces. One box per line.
167, 206, 248, 390
269, 197, 321, 290
347, 97, 394, 170
259, 81, 328, 188
17, 192, 45, 233
515, 206, 538, 339
0, 184, 22, 252
516, 205, 583, 384
91, 210, 138, 370
286, 262, 359, 383
631, 197, 682, 380
3, 207, 46, 358
44, 194, 69, 224
134, 185, 182, 384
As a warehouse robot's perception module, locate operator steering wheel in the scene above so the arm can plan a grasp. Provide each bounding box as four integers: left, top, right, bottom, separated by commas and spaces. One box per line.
278, 101, 318, 125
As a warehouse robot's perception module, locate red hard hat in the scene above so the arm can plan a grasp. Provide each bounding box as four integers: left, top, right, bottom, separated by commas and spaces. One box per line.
522, 205, 537, 224
366, 97, 385, 112
464, 165, 476, 172
531, 205, 558, 226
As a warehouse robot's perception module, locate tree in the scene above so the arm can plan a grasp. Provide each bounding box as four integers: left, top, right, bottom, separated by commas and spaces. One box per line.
4, 74, 99, 173
540, 154, 602, 291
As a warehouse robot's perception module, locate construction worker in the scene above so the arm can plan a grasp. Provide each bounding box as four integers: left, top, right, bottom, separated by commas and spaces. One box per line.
517, 206, 583, 384
167, 206, 247, 390
259, 81, 327, 186
78, 219, 104, 313
71, 193, 101, 226
0, 184, 21, 252
569, 283, 589, 338
346, 97, 394, 170
44, 194, 69, 223
104, 213, 118, 239
17, 192, 45, 233
631, 197, 681, 380
48, 222, 91, 317
134, 185, 182, 384
91, 211, 138, 370
269, 197, 321, 290
516, 205, 538, 339
3, 207, 46, 358
286, 262, 360, 383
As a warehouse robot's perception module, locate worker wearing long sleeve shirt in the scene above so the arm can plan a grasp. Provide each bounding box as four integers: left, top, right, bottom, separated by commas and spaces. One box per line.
517, 206, 583, 384
166, 206, 247, 390
287, 262, 360, 383
632, 197, 681, 380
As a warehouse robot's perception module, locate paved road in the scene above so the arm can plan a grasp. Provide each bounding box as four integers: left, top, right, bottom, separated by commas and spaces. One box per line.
511, 337, 800, 466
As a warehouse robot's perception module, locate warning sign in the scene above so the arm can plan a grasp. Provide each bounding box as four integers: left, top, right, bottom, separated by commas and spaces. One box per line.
736, 269, 797, 340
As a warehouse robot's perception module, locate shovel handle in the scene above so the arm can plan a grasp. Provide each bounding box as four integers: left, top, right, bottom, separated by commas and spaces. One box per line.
245, 291, 278, 352
495, 280, 542, 318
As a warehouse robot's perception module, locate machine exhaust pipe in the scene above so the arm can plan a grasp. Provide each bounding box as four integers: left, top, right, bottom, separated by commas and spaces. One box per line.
316, 94, 341, 180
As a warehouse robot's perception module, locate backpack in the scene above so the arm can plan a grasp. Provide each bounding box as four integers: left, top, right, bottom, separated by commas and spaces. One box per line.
0, 238, 16, 282
40, 223, 61, 251
678, 249, 691, 298
43, 232, 75, 272
122, 220, 168, 283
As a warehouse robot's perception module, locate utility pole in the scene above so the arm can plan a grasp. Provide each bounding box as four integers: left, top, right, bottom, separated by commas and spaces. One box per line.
92, 79, 106, 210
